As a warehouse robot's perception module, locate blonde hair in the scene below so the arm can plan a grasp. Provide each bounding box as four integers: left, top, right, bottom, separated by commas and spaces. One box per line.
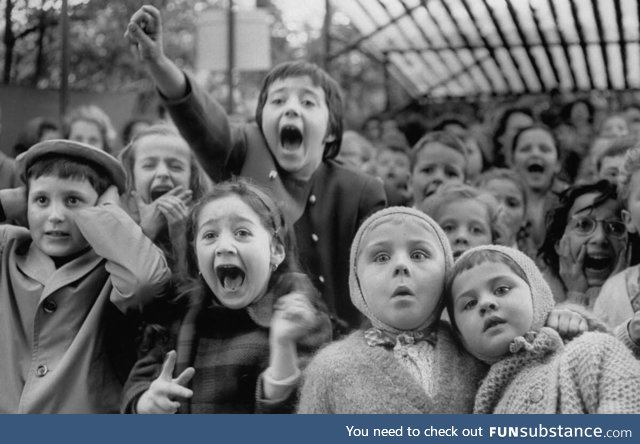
419, 182, 508, 245
619, 145, 640, 203
118, 124, 209, 201
64, 105, 116, 153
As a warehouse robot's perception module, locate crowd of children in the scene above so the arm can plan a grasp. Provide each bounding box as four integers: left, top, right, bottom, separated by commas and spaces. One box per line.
0, 3, 639, 413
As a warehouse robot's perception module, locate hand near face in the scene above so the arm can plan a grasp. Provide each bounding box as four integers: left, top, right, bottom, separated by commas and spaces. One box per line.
628, 312, 640, 345
97, 185, 121, 207
557, 236, 589, 295
125, 5, 164, 64
270, 292, 318, 346
136, 350, 194, 414
135, 186, 192, 240
0, 186, 27, 224
546, 307, 588, 339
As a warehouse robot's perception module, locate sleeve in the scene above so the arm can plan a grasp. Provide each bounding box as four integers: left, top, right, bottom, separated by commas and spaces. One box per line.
73, 203, 171, 314
569, 334, 640, 413
254, 369, 301, 414
162, 73, 242, 182
614, 320, 640, 360
357, 175, 387, 226
120, 330, 169, 413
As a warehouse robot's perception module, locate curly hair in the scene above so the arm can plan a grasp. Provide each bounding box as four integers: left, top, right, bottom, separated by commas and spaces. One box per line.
538, 180, 621, 275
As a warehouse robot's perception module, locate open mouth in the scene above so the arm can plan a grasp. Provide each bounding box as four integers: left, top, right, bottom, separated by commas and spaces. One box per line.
391, 285, 414, 298
583, 254, 612, 272
150, 185, 173, 201
527, 163, 545, 174
280, 125, 303, 151
423, 183, 441, 199
215, 265, 246, 291
483, 316, 506, 332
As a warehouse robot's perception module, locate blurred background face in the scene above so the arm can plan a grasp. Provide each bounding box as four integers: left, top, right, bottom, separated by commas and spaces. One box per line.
500, 112, 534, 165
482, 178, 526, 244
69, 119, 104, 150
512, 128, 558, 193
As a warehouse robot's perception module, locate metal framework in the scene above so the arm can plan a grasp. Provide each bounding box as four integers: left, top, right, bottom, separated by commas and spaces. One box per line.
328, 0, 640, 101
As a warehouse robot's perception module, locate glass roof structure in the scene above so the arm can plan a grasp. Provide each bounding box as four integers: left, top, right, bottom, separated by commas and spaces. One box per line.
329, 0, 640, 100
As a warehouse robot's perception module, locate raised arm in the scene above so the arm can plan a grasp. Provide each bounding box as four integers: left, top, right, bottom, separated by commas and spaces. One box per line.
126, 5, 235, 182
73, 187, 171, 313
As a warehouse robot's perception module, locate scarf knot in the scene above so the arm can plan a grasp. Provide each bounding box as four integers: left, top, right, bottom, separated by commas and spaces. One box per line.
364, 327, 437, 349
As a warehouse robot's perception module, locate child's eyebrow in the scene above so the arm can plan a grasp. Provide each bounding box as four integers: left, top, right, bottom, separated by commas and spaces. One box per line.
198, 215, 255, 230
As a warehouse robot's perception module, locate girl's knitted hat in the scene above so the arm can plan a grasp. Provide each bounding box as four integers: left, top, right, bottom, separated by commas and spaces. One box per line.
451, 245, 555, 362
349, 206, 454, 333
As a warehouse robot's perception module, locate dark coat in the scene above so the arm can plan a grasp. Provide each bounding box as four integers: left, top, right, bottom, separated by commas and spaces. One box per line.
164, 76, 387, 329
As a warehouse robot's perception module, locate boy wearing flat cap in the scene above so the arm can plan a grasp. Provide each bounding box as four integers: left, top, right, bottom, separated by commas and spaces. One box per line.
0, 140, 171, 413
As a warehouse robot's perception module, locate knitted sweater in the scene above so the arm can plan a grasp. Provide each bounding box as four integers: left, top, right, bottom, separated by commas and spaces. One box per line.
474, 327, 640, 413
297, 322, 486, 413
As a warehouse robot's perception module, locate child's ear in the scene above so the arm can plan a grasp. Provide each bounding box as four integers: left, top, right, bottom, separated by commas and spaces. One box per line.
270, 240, 286, 270
622, 209, 638, 233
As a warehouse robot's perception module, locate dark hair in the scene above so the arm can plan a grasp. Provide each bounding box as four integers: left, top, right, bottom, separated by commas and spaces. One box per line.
492, 106, 534, 167
510, 123, 558, 156
119, 124, 209, 202
183, 179, 301, 302
255, 61, 343, 160
445, 249, 527, 333
121, 117, 153, 146
561, 98, 595, 125
410, 130, 467, 172
25, 155, 112, 195
538, 180, 621, 275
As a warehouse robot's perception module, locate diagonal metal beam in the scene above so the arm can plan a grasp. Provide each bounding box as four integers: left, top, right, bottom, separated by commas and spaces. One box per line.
590, 0, 612, 89
568, 0, 594, 90
480, 0, 530, 93
613, 0, 628, 89
326, 1, 422, 62
356, 0, 454, 95
459, 0, 510, 93
399, 1, 469, 94
528, 0, 560, 86
435, 0, 496, 94
374, 0, 462, 95
504, 0, 546, 91
547, 0, 579, 91
420, 52, 494, 98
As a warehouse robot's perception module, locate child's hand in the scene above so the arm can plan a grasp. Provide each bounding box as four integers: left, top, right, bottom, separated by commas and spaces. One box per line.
557, 237, 589, 295
125, 5, 165, 64
546, 307, 588, 339
0, 186, 27, 224
270, 293, 318, 346
97, 185, 121, 207
135, 186, 191, 239
136, 350, 194, 414
629, 312, 640, 345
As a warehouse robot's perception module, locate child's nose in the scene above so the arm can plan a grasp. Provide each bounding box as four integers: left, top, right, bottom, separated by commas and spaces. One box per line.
47, 202, 65, 223
215, 233, 237, 256
393, 258, 410, 277
155, 162, 170, 177
453, 229, 469, 245
479, 296, 498, 314
284, 99, 301, 117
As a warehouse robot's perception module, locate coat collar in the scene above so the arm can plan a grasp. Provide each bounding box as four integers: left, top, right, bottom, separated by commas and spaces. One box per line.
15, 242, 103, 302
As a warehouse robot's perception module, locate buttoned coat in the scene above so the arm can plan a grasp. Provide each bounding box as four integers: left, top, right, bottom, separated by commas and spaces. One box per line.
0, 204, 170, 413
163, 77, 386, 329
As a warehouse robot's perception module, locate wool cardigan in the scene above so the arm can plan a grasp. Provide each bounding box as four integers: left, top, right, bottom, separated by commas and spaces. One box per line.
162, 76, 387, 330
0, 204, 171, 413
297, 323, 486, 414
474, 328, 640, 413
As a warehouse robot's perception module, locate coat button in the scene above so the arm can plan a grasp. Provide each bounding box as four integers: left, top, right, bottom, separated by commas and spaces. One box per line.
529, 388, 544, 403
268, 170, 278, 180
36, 365, 48, 377
311, 233, 319, 243
318, 275, 325, 283
43, 299, 57, 313
309, 194, 316, 204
